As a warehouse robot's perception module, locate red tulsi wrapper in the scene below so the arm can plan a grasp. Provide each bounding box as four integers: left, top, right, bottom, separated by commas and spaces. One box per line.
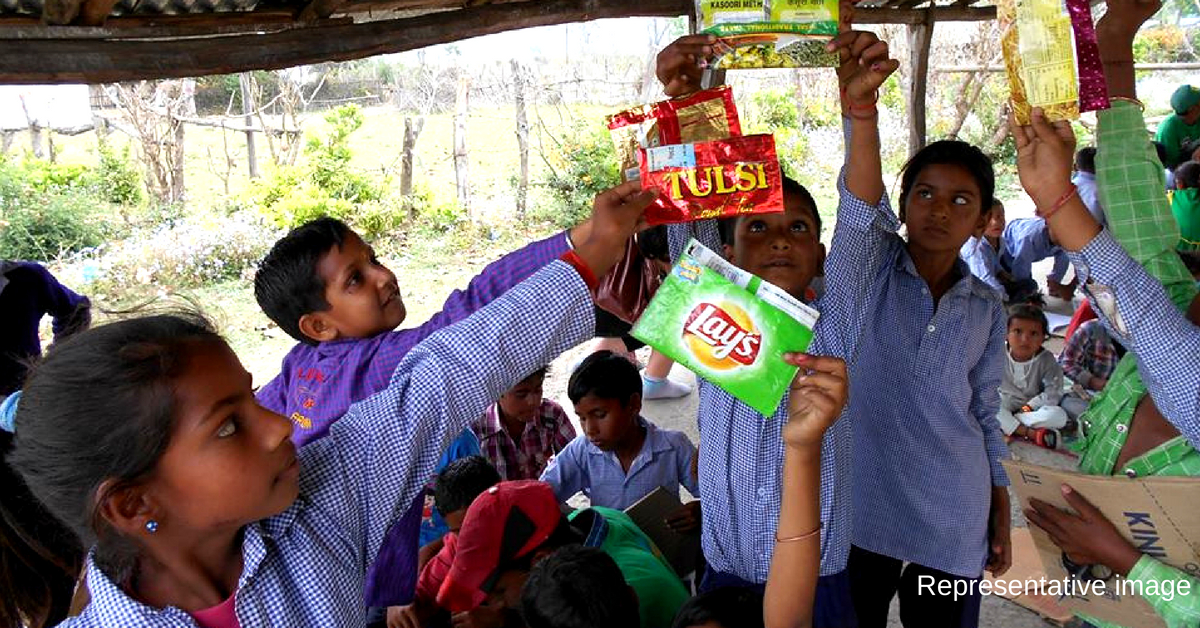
638, 134, 783, 225
607, 86, 742, 183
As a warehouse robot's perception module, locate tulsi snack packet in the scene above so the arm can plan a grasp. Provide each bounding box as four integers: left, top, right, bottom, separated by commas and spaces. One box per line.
1000, 0, 1108, 124
607, 86, 742, 183
639, 134, 783, 225
632, 239, 819, 417
699, 0, 839, 69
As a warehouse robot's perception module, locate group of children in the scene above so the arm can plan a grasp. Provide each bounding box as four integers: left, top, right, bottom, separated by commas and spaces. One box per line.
0, 2, 1198, 628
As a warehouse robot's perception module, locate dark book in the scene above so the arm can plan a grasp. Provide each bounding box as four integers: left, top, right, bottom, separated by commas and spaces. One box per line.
624, 486, 702, 577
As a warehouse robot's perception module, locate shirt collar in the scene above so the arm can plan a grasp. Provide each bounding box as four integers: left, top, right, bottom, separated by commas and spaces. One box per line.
572, 508, 610, 547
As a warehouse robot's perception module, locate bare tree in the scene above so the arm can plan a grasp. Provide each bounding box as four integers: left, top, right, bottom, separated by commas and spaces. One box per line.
105, 79, 196, 206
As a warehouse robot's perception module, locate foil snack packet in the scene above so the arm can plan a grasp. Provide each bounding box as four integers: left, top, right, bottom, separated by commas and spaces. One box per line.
632, 239, 820, 417
639, 134, 783, 225
1000, 0, 1108, 124
607, 86, 742, 183
698, 0, 839, 69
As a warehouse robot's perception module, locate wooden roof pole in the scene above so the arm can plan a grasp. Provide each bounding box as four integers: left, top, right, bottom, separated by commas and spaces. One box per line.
906, 8, 934, 157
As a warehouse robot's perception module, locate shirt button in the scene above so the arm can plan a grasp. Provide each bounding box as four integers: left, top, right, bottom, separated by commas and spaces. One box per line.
921, 287, 929, 294
927, 324, 936, 333
1125, 468, 1138, 478
1116, 424, 1127, 433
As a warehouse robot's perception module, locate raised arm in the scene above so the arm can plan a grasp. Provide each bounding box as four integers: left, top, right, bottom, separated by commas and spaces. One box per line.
765, 354, 848, 628
313, 182, 655, 565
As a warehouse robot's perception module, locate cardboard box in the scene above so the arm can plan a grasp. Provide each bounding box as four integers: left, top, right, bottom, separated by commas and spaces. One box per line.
1002, 459, 1200, 628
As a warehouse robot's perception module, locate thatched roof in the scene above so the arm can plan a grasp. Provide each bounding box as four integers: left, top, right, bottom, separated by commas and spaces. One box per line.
0, 0, 996, 84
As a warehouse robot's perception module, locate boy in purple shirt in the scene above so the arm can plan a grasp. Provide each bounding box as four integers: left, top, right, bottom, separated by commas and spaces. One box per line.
253, 216, 591, 616
0, 261, 91, 395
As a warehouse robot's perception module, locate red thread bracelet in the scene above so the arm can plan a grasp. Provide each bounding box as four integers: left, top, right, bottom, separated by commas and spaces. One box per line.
561, 250, 599, 291
1038, 185, 1078, 220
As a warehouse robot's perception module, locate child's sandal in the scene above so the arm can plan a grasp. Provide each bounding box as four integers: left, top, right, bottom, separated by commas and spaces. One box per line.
1026, 427, 1059, 450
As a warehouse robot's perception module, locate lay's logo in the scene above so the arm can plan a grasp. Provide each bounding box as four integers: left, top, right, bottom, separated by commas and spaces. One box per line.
683, 302, 761, 370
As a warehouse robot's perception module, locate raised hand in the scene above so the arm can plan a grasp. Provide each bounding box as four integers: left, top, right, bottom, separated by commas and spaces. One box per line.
575, 181, 657, 279
828, 30, 900, 107
1097, 0, 1161, 43
655, 35, 716, 98
1010, 108, 1077, 208
782, 354, 849, 449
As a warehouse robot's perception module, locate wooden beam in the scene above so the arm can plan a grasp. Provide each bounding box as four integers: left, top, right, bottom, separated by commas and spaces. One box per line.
76, 0, 121, 26
0, 0, 692, 83
41, 0, 84, 25
906, 10, 934, 156
298, 0, 352, 22
0, 15, 351, 39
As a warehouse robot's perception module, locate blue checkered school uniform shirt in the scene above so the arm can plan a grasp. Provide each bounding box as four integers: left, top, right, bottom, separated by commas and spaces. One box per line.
1001, 217, 1072, 283
540, 416, 700, 510
846, 187, 1011, 579
664, 135, 895, 581
960, 236, 1004, 296
64, 261, 595, 627
1069, 230, 1200, 432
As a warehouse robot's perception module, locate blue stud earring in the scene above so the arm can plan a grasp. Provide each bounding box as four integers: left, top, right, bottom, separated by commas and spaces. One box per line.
145, 520, 159, 533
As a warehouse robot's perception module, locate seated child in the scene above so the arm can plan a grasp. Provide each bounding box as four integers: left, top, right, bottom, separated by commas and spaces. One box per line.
998, 305, 1068, 449
540, 351, 700, 526
960, 199, 1009, 297
473, 367, 576, 481
1072, 147, 1105, 226
520, 545, 640, 628
403, 456, 503, 628
1001, 217, 1076, 303
432, 480, 689, 628
253, 216, 587, 610
418, 430, 483, 554
1170, 160, 1200, 252
671, 587, 764, 628
1057, 318, 1121, 420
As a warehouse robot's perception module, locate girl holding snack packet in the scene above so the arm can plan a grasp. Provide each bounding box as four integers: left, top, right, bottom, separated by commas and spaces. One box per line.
826, 33, 1013, 628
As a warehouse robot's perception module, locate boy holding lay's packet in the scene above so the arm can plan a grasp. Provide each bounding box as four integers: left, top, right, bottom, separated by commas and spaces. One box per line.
653, 21, 900, 627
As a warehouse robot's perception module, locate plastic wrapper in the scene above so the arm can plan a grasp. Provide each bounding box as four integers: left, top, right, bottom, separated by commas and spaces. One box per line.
1000, 0, 1108, 124
607, 86, 742, 183
639, 134, 784, 225
698, 0, 839, 69
632, 239, 819, 416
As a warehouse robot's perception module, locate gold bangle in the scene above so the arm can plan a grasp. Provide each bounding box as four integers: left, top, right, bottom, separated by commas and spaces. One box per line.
1110, 96, 1145, 111
775, 523, 822, 543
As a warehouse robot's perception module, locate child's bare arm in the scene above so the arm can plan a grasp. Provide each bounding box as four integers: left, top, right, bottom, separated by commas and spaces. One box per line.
764, 354, 848, 628
830, 31, 898, 206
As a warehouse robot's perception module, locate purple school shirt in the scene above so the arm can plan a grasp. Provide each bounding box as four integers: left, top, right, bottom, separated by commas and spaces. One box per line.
255, 231, 569, 607
0, 262, 90, 395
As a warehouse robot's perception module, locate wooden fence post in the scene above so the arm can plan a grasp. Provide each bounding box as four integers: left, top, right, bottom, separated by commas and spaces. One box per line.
240, 73, 259, 178
454, 74, 471, 217
512, 59, 530, 217
906, 12, 935, 157
400, 116, 424, 205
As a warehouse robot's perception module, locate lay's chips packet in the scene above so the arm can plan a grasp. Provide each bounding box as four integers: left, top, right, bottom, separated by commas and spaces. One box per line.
698, 0, 840, 69
639, 134, 784, 225
632, 239, 819, 417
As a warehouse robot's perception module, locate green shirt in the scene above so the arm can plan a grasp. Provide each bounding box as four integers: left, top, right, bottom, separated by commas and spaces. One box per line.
1169, 188, 1200, 252
1076, 100, 1200, 628
1155, 113, 1200, 169
570, 507, 689, 628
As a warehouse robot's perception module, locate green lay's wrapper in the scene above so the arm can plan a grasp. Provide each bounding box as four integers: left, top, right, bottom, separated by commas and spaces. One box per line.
698, 0, 839, 69
632, 239, 820, 417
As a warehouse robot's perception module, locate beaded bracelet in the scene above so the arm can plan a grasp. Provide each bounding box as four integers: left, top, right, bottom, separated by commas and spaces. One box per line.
776, 523, 822, 543
1037, 185, 1078, 220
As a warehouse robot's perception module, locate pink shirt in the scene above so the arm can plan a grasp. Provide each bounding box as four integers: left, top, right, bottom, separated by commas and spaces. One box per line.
190, 594, 240, 628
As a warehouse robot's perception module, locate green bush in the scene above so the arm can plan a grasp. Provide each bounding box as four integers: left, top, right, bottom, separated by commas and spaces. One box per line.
252, 104, 392, 234
0, 159, 109, 260
94, 141, 143, 206
1134, 26, 1191, 63
534, 122, 620, 228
